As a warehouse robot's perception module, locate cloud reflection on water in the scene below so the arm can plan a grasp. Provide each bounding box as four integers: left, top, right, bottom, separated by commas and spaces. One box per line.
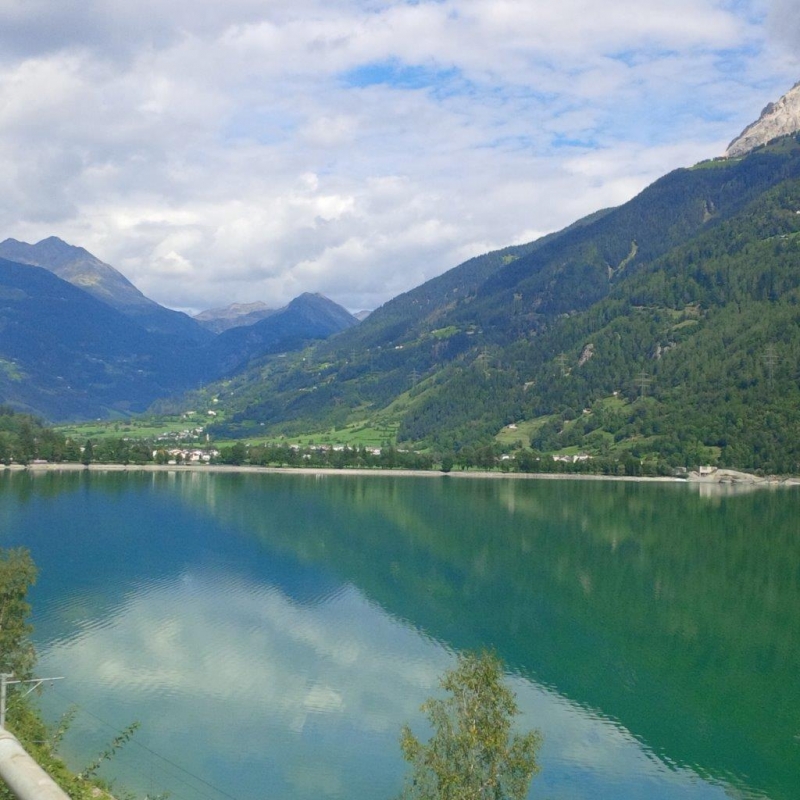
38, 564, 730, 800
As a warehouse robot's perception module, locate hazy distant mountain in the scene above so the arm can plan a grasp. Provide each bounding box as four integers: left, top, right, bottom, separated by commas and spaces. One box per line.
725, 81, 800, 158
208, 293, 359, 375
0, 237, 211, 343
194, 301, 276, 333
0, 258, 208, 419
353, 310, 372, 321
0, 250, 358, 419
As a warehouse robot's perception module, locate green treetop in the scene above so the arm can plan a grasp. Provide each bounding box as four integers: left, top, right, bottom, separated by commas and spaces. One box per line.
399, 651, 542, 800
0, 548, 37, 680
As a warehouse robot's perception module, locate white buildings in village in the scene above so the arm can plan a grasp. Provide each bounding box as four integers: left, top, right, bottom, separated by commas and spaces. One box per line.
551, 453, 592, 463
154, 448, 221, 465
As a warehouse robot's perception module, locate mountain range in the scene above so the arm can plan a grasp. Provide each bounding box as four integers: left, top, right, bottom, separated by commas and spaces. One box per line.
0, 243, 357, 419
193, 302, 276, 334
2, 82, 800, 472
0, 237, 211, 343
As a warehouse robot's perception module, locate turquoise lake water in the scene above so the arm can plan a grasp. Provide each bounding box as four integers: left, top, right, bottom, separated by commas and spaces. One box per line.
0, 470, 797, 800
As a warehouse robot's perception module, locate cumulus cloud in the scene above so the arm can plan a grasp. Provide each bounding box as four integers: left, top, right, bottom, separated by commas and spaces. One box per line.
0, 1, 796, 311
767, 0, 800, 51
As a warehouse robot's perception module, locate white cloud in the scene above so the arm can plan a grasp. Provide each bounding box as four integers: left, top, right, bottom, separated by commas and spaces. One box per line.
0, 1, 797, 312
767, 0, 800, 51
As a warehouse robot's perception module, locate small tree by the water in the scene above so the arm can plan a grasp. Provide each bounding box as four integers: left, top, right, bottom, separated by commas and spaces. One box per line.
399, 651, 542, 800
0, 547, 37, 679
0, 547, 144, 800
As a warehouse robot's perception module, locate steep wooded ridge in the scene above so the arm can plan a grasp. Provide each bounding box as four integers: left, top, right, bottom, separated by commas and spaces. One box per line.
208, 134, 800, 472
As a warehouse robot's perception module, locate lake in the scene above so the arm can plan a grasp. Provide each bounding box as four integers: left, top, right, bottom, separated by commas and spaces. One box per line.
0, 469, 797, 800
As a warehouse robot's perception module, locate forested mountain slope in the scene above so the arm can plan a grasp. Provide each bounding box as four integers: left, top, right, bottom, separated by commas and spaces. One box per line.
209, 137, 800, 472
321, 206, 613, 356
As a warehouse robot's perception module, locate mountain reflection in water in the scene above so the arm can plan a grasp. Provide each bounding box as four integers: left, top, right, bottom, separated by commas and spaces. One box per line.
0, 470, 796, 800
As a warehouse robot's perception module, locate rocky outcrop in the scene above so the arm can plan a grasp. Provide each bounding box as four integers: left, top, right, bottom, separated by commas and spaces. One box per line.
725, 82, 800, 158
687, 467, 800, 487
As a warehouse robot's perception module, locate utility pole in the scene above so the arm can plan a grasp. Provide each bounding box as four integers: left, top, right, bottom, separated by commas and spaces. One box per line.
476, 346, 490, 376
763, 344, 779, 390
0, 675, 9, 730
0, 674, 64, 729
637, 370, 653, 399
556, 354, 569, 378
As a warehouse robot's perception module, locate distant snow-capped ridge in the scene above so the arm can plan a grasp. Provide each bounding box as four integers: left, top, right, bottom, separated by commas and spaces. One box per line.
725, 81, 800, 158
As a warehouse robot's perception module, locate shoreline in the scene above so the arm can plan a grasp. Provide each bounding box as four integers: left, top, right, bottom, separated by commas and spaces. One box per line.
4, 461, 800, 487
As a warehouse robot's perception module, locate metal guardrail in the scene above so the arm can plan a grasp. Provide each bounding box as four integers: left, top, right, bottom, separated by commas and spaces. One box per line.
0, 728, 71, 800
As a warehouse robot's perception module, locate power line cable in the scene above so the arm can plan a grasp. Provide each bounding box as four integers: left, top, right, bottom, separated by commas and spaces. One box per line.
11, 687, 202, 800
47, 686, 244, 800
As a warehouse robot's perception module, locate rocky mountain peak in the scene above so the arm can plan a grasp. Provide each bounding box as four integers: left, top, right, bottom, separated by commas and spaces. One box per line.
725, 81, 800, 158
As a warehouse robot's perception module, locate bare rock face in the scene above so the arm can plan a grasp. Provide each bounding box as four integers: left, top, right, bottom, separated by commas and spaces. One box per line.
725, 81, 800, 158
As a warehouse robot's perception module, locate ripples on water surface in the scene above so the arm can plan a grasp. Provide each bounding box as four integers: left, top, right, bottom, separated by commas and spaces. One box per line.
0, 470, 797, 800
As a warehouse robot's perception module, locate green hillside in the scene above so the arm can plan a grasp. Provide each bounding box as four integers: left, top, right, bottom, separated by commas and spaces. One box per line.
206, 137, 800, 473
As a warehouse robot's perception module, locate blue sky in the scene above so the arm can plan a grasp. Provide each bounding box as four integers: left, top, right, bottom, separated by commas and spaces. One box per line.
0, 0, 797, 312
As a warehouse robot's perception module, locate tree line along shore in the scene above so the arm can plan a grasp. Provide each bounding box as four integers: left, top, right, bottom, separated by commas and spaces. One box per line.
2, 406, 799, 483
